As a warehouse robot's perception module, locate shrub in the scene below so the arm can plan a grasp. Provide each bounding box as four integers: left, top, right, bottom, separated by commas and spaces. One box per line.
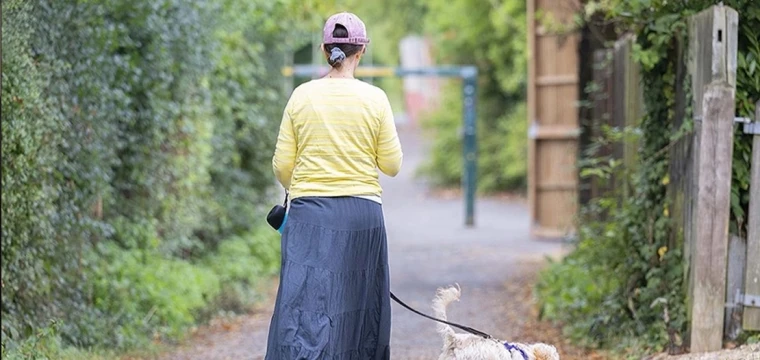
1, 0, 317, 353
2, 0, 72, 342
91, 243, 221, 346
202, 227, 281, 313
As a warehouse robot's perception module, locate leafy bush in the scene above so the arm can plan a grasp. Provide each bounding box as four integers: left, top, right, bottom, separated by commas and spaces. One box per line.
201, 0, 300, 247
536, 256, 620, 347
91, 244, 221, 346
1, 0, 87, 344
1, 0, 318, 354
2, 322, 73, 360
202, 227, 281, 313
0, 321, 121, 360
537, 192, 686, 354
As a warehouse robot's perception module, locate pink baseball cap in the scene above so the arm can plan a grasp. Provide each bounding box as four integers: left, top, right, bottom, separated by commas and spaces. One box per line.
323, 12, 370, 45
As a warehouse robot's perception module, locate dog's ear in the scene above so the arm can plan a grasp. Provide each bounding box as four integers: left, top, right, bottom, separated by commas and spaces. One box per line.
529, 344, 560, 360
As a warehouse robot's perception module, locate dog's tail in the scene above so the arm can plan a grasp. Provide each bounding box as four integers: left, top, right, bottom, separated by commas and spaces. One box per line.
431, 284, 461, 339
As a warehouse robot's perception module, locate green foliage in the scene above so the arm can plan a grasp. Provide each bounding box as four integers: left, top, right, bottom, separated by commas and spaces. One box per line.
419, 88, 527, 191
480, 103, 529, 190
1, 321, 84, 360
539, 171, 687, 356
202, 227, 281, 313
202, 0, 299, 246
416, 0, 528, 192
1, 0, 317, 354
87, 226, 280, 348
536, 230, 623, 347
583, 0, 759, 234
0, 320, 129, 360
745, 332, 760, 344
2, 0, 66, 342
537, 0, 760, 355
731, 20, 760, 235
91, 244, 221, 346
101, 0, 216, 256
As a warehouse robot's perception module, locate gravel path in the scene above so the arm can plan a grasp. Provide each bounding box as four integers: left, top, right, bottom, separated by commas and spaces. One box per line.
149, 127, 593, 360
648, 345, 760, 360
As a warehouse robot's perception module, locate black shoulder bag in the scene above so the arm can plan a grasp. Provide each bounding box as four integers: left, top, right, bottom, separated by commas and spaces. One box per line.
266, 191, 289, 232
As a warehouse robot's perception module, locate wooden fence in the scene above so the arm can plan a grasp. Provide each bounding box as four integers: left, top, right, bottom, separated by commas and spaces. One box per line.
586, 34, 643, 202
583, 4, 760, 353
527, 0, 582, 238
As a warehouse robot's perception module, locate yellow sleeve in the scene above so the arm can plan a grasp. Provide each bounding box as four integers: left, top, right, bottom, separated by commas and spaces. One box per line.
376, 93, 403, 177
272, 97, 297, 189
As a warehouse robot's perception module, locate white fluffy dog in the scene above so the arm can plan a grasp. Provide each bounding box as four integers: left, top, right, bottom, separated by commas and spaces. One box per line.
432, 285, 560, 360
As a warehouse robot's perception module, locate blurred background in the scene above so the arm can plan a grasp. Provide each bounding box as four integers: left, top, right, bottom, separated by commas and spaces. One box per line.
3, 0, 760, 359
1, 1, 529, 357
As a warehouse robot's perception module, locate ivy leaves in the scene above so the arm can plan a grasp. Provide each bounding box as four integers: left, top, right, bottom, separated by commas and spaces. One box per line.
730, 22, 760, 235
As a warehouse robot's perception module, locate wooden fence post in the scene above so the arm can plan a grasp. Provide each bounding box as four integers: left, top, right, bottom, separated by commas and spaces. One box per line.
685, 5, 739, 351
744, 100, 760, 331
725, 234, 746, 339
689, 82, 735, 352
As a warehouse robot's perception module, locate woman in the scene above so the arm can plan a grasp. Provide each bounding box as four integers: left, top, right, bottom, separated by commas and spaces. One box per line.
265, 12, 403, 360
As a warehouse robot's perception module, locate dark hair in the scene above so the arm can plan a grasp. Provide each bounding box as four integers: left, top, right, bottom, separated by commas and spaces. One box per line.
324, 24, 364, 69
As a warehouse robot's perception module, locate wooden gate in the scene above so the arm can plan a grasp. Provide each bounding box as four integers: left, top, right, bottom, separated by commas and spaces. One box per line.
527, 0, 582, 238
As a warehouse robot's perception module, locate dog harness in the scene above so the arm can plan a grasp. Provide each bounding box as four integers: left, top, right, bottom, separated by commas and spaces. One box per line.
504, 342, 529, 360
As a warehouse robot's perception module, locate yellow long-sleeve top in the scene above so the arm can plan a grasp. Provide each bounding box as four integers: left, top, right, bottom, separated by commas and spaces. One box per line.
272, 78, 403, 201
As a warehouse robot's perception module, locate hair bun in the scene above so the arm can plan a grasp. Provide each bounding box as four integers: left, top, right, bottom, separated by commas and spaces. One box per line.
329, 47, 346, 63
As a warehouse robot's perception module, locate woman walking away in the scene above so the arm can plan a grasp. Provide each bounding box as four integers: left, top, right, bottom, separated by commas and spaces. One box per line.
265, 12, 403, 360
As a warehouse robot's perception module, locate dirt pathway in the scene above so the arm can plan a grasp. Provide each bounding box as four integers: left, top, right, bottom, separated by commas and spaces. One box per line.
150, 127, 602, 359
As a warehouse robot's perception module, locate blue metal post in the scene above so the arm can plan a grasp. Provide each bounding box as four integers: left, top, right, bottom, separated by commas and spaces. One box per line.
461, 68, 477, 227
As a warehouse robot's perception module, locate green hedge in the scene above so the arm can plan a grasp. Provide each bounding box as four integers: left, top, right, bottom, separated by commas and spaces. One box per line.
2, 0, 318, 354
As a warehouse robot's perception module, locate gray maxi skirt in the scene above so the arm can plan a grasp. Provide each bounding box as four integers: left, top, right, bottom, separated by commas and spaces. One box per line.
265, 196, 391, 360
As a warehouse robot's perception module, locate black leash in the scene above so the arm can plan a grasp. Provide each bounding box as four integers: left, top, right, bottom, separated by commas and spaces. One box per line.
390, 292, 529, 360
389, 291, 494, 339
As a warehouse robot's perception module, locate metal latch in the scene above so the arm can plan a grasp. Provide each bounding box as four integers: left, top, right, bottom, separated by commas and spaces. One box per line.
728, 289, 760, 308
734, 117, 760, 135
